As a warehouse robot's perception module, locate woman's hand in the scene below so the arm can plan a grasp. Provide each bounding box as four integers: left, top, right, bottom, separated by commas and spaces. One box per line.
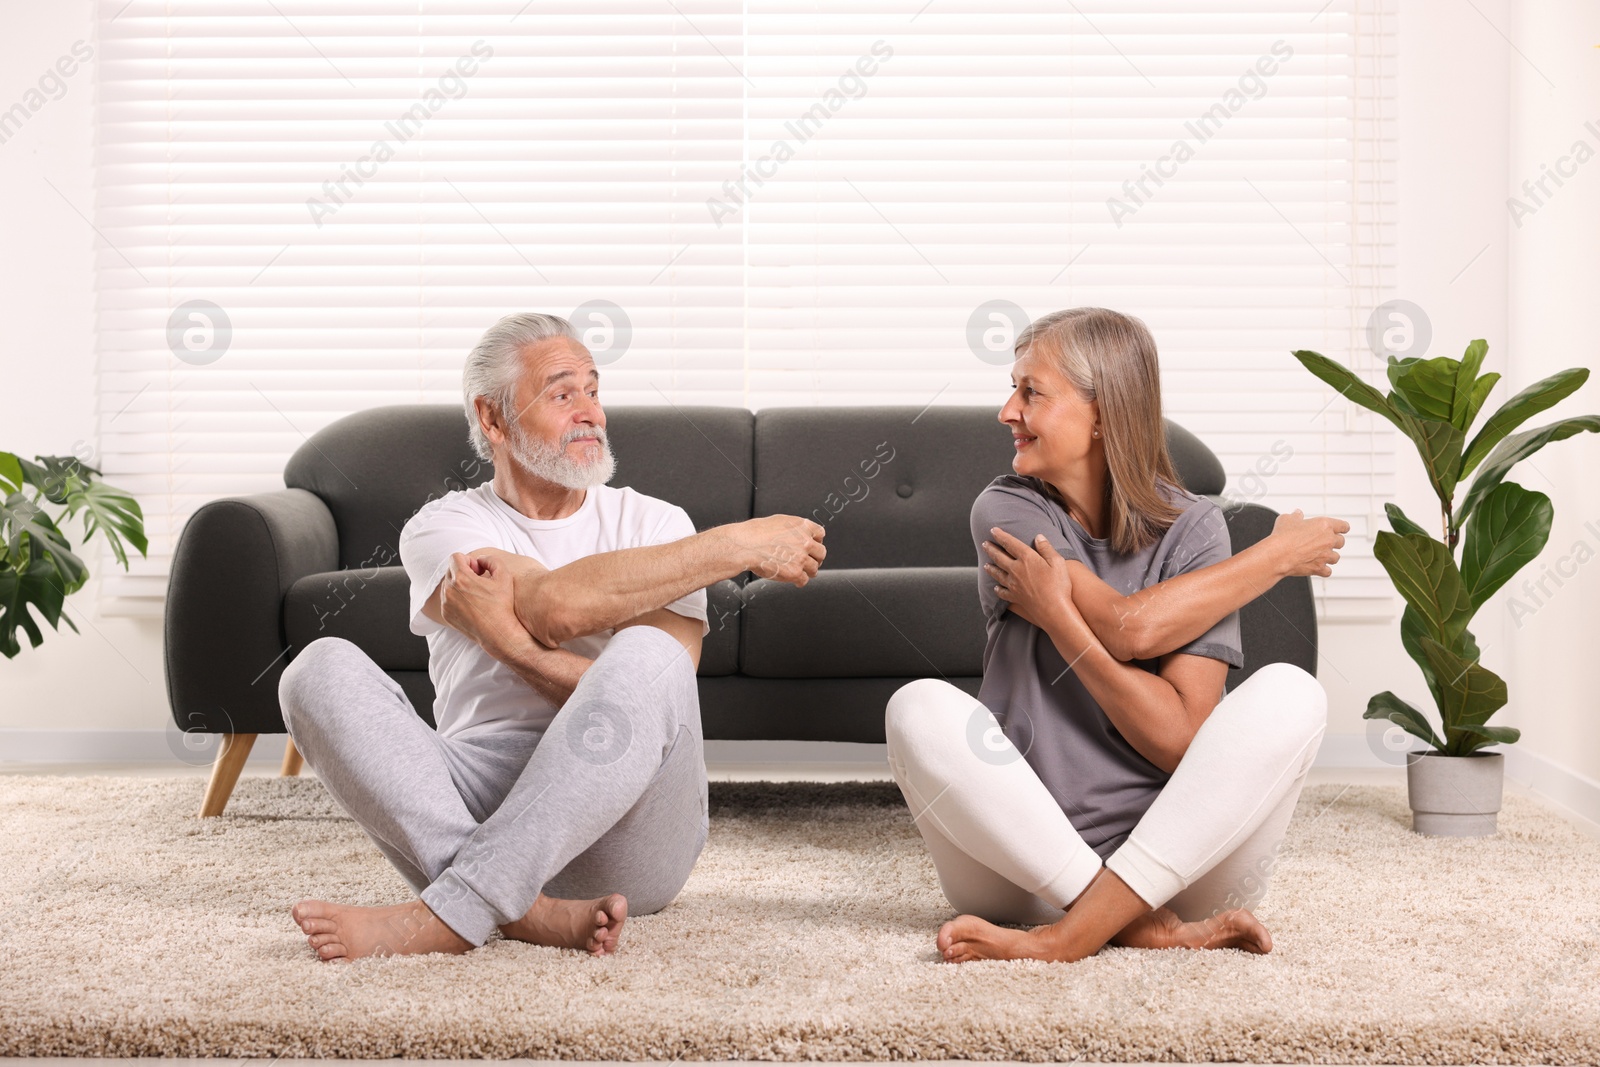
982, 526, 1074, 632
1267, 509, 1350, 578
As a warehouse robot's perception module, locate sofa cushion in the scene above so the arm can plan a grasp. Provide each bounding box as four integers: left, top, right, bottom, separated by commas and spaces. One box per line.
284, 405, 755, 571
699, 674, 983, 743
606, 407, 755, 533
697, 579, 741, 676
751, 408, 1227, 570
285, 567, 427, 670
283, 567, 743, 677
752, 407, 1015, 569
739, 567, 985, 678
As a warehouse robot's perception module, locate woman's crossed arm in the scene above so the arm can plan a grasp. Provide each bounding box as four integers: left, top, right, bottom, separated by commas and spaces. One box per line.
982, 508, 1347, 664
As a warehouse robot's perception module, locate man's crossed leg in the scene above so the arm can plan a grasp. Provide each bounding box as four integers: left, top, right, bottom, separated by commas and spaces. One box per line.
280, 623, 706, 961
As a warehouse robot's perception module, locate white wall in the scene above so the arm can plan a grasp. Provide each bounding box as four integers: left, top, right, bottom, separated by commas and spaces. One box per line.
1504, 0, 1600, 789
0, 0, 171, 737
0, 1, 1593, 798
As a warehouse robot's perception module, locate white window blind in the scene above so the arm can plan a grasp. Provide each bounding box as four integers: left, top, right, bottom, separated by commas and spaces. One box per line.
93, 0, 1398, 620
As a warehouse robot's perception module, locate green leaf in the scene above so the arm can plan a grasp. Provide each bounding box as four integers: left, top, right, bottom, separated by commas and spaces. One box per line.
1454, 722, 1521, 747
1400, 606, 1480, 713
1460, 368, 1590, 479
1386, 353, 1463, 425
1393, 408, 1466, 502
1461, 481, 1553, 611
1452, 339, 1490, 431
1364, 690, 1444, 752
1385, 502, 1431, 538
1292, 350, 1406, 431
63, 478, 147, 569
0, 492, 88, 592
1418, 634, 1507, 738
1455, 415, 1600, 528
1374, 530, 1474, 648
22, 455, 103, 507
0, 554, 76, 658
0, 453, 21, 495
1461, 372, 1501, 436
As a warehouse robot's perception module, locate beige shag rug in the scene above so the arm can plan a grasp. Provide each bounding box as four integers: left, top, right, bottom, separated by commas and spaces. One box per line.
0, 775, 1597, 1063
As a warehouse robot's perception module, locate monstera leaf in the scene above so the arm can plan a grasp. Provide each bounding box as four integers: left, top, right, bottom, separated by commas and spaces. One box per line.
63, 476, 147, 569
0, 490, 87, 589
0, 449, 145, 658
0, 552, 77, 658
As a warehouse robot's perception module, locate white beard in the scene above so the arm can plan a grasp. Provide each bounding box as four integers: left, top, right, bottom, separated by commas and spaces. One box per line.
505, 421, 616, 489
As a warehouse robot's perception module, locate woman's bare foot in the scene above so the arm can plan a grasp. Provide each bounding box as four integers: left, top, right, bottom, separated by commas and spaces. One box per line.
937, 904, 1271, 963
938, 914, 1062, 963
292, 898, 474, 962
1109, 904, 1272, 954
498, 892, 627, 955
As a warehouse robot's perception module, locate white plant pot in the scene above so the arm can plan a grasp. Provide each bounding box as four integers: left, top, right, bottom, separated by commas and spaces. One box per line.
1404, 750, 1504, 836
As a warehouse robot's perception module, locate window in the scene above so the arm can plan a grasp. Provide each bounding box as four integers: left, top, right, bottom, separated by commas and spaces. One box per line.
93, 0, 1398, 619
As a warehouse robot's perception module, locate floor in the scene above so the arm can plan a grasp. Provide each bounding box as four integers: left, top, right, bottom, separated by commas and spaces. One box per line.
4, 759, 1599, 845
0, 1062, 1504, 1067
3, 762, 1596, 1067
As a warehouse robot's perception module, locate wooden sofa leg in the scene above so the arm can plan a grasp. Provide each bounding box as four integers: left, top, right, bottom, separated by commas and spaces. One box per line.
281, 735, 304, 777
200, 733, 257, 818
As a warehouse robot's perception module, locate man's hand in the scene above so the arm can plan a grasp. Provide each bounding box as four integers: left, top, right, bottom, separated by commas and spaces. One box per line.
436, 551, 529, 655
726, 515, 827, 586
982, 526, 1074, 632
467, 545, 549, 582
1268, 510, 1350, 578
464, 546, 552, 636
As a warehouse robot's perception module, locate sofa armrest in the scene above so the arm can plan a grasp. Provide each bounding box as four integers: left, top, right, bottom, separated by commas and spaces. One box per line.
164, 489, 339, 735
1216, 499, 1318, 686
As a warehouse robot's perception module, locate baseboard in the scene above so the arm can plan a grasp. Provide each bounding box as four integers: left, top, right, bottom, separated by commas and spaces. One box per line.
703, 740, 890, 766
1501, 745, 1600, 837
0, 728, 295, 766
4, 730, 1597, 832
1307, 732, 1400, 770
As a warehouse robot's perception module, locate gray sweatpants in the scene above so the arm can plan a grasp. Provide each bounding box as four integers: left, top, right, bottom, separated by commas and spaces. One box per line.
278, 623, 709, 947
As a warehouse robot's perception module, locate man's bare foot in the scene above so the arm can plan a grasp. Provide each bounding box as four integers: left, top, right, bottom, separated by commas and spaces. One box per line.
498, 892, 627, 955
1109, 904, 1272, 954
292, 898, 474, 962
937, 905, 1271, 963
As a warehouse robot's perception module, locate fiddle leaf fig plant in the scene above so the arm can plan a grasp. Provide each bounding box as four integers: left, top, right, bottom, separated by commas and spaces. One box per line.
1292, 340, 1600, 756
0, 451, 147, 658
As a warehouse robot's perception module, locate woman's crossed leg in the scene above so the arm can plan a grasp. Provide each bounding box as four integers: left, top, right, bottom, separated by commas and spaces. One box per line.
885, 661, 1326, 962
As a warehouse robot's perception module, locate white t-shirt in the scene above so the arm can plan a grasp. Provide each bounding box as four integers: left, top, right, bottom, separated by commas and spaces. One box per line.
398, 481, 710, 740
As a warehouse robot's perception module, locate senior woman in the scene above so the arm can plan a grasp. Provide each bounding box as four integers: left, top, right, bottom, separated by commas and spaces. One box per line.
886, 307, 1349, 964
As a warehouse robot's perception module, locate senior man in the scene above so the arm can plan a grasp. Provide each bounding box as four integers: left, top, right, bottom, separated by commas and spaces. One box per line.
280, 312, 826, 961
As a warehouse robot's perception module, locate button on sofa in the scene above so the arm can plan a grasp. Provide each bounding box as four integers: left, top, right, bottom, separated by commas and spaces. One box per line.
164, 405, 1317, 816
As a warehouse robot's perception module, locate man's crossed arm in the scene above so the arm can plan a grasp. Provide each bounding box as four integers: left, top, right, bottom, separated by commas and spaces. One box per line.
420, 515, 826, 707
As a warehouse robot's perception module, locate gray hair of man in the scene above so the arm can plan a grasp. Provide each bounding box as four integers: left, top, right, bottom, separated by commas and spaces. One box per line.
461, 312, 581, 462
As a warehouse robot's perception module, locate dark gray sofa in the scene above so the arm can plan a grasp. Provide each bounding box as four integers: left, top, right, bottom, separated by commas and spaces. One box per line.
165, 405, 1316, 815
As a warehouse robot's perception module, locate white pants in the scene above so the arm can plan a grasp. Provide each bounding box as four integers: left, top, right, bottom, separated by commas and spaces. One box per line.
884, 662, 1327, 925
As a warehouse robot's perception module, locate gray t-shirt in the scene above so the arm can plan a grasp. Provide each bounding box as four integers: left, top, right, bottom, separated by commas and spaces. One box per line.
970, 474, 1243, 860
